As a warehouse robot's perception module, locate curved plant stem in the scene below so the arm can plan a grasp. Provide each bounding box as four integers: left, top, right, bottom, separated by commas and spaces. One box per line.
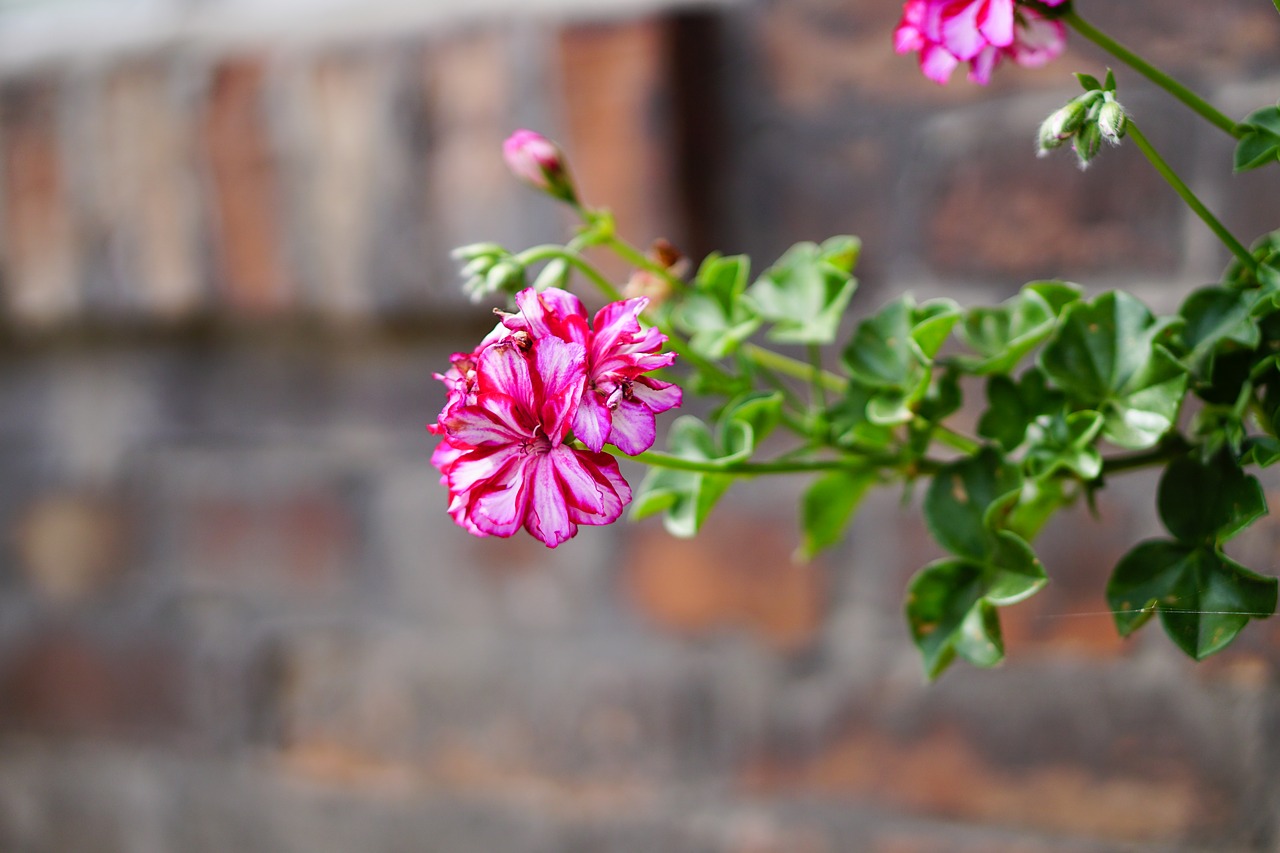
515, 246, 624, 300
743, 343, 846, 393
1063, 10, 1242, 139
1127, 122, 1258, 274
931, 424, 982, 455
632, 448, 939, 476
807, 343, 827, 413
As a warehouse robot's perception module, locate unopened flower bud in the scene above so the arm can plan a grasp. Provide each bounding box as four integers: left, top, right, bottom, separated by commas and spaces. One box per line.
452, 241, 505, 263
1073, 121, 1102, 169
484, 259, 525, 296
1097, 97, 1128, 144
502, 129, 578, 205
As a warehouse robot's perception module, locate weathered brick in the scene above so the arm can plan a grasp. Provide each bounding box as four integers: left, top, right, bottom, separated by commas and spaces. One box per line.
79, 62, 203, 319
0, 77, 80, 325
558, 19, 679, 278
621, 514, 824, 652
200, 57, 294, 315
0, 628, 185, 740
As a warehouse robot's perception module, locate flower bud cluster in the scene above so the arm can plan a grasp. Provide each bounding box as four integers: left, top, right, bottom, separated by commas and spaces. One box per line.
452, 243, 524, 302
1037, 89, 1129, 169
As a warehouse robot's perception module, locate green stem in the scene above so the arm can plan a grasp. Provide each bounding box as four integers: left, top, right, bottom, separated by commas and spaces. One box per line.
1063, 10, 1242, 139
1099, 435, 1188, 476
807, 343, 827, 413
742, 343, 846, 393
931, 424, 982, 455
514, 246, 624, 301
1127, 122, 1258, 274
631, 448, 940, 476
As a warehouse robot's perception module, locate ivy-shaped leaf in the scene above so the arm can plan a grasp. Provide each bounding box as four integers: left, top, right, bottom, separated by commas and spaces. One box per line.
630, 393, 784, 538
906, 532, 1045, 679
976, 369, 1064, 451
923, 448, 1022, 561
1178, 286, 1261, 375
956, 281, 1082, 375
1107, 541, 1276, 660
675, 253, 761, 359
630, 417, 733, 538
797, 468, 878, 560
842, 295, 961, 426
1038, 291, 1187, 449
1234, 103, 1280, 172
1024, 410, 1105, 481
747, 236, 861, 345
1106, 451, 1275, 660
1157, 451, 1266, 546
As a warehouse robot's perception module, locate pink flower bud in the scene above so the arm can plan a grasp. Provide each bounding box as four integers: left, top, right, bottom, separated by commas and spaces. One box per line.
502, 129, 578, 204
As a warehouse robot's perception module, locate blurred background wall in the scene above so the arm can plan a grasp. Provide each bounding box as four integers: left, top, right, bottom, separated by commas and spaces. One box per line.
1, 0, 1280, 850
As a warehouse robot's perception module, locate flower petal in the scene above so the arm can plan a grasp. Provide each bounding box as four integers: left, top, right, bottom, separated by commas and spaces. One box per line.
534, 336, 588, 442
445, 393, 527, 447
524, 454, 576, 547
919, 43, 960, 84
630, 375, 683, 414
572, 389, 613, 452
607, 397, 658, 456
567, 448, 631, 526
476, 340, 537, 418
976, 0, 1014, 48
464, 452, 530, 538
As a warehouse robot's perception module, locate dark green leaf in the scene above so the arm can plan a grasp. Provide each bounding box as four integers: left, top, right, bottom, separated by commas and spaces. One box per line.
1244, 435, 1280, 467
1157, 451, 1267, 545
1103, 68, 1116, 91
923, 448, 1022, 561
984, 530, 1049, 605
828, 382, 896, 451
1025, 410, 1105, 480
798, 468, 878, 560
1038, 291, 1187, 449
1107, 540, 1277, 659
1235, 105, 1280, 172
906, 560, 1001, 679
747, 238, 860, 345
1179, 286, 1260, 372
956, 284, 1074, 375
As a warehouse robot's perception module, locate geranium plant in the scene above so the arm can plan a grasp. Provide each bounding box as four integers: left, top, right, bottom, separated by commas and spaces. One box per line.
430, 1, 1280, 678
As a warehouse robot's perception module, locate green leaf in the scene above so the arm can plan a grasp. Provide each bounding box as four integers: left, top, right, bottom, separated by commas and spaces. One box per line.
1107, 540, 1277, 659
747, 238, 860, 345
1157, 451, 1267, 545
630, 416, 733, 537
1075, 72, 1102, 91
842, 295, 960, 425
1235, 105, 1280, 172
1103, 68, 1116, 91
1038, 291, 1187, 449
1025, 410, 1105, 480
718, 391, 784, 458
923, 448, 1022, 561
798, 468, 878, 560
956, 282, 1081, 375
977, 369, 1064, 452
1244, 435, 1280, 467
906, 561, 1002, 679
984, 530, 1049, 605
828, 382, 896, 451
675, 253, 761, 359
1179, 286, 1261, 373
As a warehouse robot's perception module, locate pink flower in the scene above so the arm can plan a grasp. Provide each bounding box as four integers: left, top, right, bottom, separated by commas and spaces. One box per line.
500, 287, 683, 456
894, 0, 1068, 85
502, 130, 578, 204
436, 335, 631, 548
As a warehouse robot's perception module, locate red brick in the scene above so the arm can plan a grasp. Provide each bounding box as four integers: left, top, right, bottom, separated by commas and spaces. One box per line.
0, 78, 80, 324
622, 514, 824, 651
558, 20, 678, 279
0, 628, 185, 740
740, 721, 1213, 843
201, 57, 293, 315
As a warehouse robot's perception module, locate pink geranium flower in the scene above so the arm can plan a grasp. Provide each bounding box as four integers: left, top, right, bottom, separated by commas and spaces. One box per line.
436, 335, 631, 548
502, 130, 578, 204
500, 287, 683, 456
894, 0, 1068, 85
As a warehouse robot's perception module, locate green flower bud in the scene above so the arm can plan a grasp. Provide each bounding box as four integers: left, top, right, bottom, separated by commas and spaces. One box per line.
1073, 121, 1103, 169
1097, 97, 1128, 144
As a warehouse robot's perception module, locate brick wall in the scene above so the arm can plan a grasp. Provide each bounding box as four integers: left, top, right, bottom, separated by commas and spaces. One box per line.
2, 1, 1280, 851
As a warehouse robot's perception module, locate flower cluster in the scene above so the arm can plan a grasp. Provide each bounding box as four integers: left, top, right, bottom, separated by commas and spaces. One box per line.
430, 287, 682, 547
894, 0, 1069, 85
